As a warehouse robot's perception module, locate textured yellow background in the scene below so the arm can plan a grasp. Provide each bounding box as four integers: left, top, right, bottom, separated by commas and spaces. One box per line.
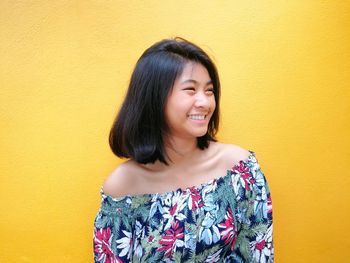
1, 1, 349, 262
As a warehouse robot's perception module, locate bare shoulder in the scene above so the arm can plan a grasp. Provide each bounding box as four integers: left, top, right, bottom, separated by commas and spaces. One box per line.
102, 160, 141, 198
211, 142, 252, 167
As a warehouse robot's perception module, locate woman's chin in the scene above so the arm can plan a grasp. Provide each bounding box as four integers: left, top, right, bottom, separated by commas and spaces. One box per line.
193, 129, 209, 138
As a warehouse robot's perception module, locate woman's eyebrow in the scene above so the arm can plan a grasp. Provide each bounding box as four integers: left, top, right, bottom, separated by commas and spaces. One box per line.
181, 79, 213, 85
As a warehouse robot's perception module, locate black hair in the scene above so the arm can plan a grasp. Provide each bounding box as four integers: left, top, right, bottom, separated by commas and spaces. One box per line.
109, 37, 220, 164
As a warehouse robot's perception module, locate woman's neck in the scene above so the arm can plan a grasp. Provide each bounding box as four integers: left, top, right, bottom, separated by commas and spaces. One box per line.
164, 136, 199, 165
140, 136, 206, 172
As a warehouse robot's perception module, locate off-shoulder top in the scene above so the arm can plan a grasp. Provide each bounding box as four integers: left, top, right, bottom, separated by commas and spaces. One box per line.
93, 151, 273, 262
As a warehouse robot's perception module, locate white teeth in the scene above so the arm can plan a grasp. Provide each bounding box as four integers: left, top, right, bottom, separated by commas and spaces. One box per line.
188, 115, 206, 120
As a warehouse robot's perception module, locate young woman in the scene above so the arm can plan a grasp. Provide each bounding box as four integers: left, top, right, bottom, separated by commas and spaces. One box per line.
93, 38, 273, 262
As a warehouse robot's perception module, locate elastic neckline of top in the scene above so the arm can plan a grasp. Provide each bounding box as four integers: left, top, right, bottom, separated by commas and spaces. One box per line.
101, 150, 256, 201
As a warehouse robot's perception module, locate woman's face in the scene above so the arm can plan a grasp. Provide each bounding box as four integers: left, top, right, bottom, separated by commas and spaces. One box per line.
164, 62, 216, 141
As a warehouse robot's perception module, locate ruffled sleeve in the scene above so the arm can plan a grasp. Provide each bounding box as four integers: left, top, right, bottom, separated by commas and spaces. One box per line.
228, 152, 274, 262
93, 189, 134, 262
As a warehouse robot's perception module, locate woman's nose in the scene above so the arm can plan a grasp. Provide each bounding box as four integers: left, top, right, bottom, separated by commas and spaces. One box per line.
194, 92, 210, 108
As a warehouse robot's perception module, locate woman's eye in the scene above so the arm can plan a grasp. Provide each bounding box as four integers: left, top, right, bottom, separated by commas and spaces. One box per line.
206, 88, 214, 94
183, 87, 195, 92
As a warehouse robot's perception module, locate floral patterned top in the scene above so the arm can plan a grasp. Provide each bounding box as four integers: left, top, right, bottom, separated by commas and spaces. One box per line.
93, 151, 273, 262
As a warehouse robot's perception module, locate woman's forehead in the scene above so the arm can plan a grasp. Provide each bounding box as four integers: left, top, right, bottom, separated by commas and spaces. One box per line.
176, 62, 211, 84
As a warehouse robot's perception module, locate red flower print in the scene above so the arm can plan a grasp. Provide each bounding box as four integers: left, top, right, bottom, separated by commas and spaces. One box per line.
94, 227, 119, 263
255, 240, 266, 250
233, 162, 255, 190
169, 203, 178, 216
250, 225, 273, 262
188, 186, 204, 211
218, 208, 237, 250
157, 221, 185, 258
148, 235, 154, 242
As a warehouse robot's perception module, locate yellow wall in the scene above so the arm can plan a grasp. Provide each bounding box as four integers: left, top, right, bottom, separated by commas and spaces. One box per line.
1, 1, 349, 262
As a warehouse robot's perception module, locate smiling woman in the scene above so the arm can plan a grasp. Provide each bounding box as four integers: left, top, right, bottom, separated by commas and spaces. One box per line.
165, 62, 216, 141
93, 38, 274, 262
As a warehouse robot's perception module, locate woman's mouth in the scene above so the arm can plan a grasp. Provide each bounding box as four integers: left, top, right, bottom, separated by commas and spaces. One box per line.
188, 114, 206, 120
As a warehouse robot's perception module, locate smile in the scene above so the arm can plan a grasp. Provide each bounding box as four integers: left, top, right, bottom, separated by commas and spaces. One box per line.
188, 114, 206, 120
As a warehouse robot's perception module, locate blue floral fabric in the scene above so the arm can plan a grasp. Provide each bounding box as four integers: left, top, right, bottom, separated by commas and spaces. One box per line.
93, 151, 273, 262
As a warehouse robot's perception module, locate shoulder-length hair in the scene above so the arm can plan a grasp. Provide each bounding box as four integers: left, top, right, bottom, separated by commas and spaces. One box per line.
109, 37, 221, 164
